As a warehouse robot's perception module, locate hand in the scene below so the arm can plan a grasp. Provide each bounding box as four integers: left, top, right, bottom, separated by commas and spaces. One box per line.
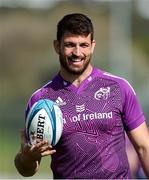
20, 129, 56, 163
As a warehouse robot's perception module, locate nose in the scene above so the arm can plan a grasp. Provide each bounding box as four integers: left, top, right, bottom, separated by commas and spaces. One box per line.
73, 46, 81, 56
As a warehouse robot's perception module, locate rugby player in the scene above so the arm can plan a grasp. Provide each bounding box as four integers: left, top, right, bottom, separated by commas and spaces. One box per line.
14, 13, 149, 179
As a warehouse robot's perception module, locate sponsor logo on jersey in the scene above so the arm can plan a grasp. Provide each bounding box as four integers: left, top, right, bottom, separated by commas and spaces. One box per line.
76, 104, 85, 112
70, 111, 113, 122
94, 87, 110, 100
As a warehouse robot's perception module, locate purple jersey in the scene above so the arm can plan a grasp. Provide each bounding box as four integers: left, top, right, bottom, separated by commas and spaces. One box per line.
26, 67, 145, 179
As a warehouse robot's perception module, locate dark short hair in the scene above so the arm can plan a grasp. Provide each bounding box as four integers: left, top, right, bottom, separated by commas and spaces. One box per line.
57, 13, 94, 41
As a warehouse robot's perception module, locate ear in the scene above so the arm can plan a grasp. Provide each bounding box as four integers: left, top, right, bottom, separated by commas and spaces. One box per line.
53, 40, 60, 54
91, 40, 96, 54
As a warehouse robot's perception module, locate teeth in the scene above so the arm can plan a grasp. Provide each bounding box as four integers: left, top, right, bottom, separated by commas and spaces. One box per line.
70, 58, 82, 62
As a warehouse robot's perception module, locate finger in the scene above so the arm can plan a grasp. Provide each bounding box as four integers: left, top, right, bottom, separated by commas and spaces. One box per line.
41, 149, 56, 156
49, 144, 54, 149
39, 144, 55, 153
30, 133, 37, 145
30, 140, 53, 154
30, 140, 47, 152
33, 140, 49, 149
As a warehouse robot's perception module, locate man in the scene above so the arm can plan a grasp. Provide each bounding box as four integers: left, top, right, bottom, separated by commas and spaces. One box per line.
14, 13, 149, 179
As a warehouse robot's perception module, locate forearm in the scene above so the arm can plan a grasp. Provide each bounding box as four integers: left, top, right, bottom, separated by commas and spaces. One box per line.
14, 151, 39, 177
138, 145, 149, 178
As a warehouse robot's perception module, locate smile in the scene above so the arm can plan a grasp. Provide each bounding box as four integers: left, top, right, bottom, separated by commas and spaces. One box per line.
68, 57, 84, 62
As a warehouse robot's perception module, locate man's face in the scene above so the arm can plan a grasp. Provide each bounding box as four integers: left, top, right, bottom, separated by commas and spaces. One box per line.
54, 33, 95, 75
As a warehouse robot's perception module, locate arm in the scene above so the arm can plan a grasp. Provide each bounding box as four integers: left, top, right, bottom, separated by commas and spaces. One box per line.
125, 135, 139, 178
14, 130, 56, 177
127, 122, 149, 178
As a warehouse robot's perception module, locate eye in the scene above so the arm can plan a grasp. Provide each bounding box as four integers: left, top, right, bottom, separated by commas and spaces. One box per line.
80, 43, 90, 48
64, 42, 75, 48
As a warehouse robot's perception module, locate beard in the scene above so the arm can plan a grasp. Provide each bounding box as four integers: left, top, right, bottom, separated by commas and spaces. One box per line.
59, 53, 91, 75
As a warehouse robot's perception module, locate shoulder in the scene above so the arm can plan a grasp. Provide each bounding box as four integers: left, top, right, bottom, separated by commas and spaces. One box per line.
98, 70, 145, 131
25, 80, 53, 116
94, 68, 137, 107
99, 70, 136, 96
31, 80, 53, 102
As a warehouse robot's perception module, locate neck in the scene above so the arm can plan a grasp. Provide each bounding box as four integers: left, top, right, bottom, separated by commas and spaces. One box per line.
60, 64, 93, 87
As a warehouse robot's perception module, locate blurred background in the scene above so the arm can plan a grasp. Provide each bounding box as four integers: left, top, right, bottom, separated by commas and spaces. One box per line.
0, 0, 149, 178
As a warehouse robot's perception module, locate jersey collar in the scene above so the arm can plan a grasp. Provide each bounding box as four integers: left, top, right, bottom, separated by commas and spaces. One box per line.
52, 67, 101, 93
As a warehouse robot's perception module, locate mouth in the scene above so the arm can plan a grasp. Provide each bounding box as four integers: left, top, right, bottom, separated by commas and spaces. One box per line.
68, 56, 85, 63
69, 58, 82, 62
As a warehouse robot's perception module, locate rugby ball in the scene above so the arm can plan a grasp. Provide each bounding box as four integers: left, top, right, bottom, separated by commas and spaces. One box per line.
25, 99, 63, 146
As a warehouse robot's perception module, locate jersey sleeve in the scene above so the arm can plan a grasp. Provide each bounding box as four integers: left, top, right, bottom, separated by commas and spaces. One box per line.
121, 80, 145, 131
25, 80, 53, 120
25, 88, 42, 120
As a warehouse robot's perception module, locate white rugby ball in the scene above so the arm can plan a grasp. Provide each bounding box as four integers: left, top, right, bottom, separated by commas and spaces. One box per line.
25, 99, 63, 146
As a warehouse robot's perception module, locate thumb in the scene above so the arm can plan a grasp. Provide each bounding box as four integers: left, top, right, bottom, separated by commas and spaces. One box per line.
20, 129, 27, 144
20, 129, 32, 153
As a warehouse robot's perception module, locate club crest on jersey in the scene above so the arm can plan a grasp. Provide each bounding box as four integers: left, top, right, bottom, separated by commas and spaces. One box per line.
94, 87, 110, 100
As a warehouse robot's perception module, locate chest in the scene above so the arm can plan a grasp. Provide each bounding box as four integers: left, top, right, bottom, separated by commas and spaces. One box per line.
47, 79, 124, 136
